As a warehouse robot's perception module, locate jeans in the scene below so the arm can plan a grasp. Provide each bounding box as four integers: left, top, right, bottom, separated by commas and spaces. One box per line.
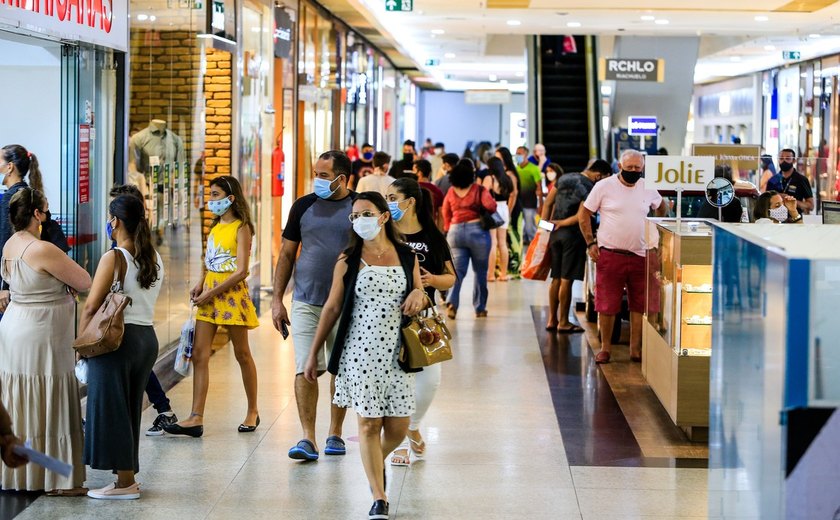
446, 222, 491, 312
522, 207, 537, 244
145, 371, 171, 414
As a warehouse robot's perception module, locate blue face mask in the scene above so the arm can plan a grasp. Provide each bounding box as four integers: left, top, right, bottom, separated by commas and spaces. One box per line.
106, 220, 114, 241
208, 197, 233, 216
362, 152, 374, 161
314, 176, 342, 199
388, 200, 407, 221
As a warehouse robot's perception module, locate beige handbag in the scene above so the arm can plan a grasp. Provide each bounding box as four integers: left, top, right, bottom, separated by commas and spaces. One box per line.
401, 294, 453, 369
73, 251, 132, 358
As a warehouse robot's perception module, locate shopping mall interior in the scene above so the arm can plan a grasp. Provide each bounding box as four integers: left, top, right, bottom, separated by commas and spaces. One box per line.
1, 0, 840, 518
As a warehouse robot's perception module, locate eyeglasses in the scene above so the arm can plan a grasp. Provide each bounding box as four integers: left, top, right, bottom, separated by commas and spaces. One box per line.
348, 210, 381, 222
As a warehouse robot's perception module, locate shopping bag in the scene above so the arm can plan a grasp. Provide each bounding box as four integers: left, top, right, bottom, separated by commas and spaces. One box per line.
521, 229, 552, 280
174, 308, 196, 377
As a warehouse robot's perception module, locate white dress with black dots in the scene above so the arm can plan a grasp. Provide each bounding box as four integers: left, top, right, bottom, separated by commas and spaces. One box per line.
333, 261, 416, 418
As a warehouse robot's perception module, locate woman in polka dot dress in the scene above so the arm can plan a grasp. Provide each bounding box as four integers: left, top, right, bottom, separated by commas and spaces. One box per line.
303, 192, 426, 520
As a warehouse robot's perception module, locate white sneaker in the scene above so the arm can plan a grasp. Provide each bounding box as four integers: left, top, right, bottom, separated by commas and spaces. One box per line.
87, 482, 141, 500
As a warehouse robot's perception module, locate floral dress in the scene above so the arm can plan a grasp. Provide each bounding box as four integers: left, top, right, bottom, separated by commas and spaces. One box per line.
196, 220, 259, 329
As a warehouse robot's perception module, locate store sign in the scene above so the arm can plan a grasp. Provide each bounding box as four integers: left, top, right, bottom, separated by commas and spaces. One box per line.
207, 0, 235, 42
465, 90, 511, 105
273, 6, 292, 59
645, 155, 714, 191
0, 0, 128, 51
782, 50, 801, 60
385, 0, 412, 11
79, 124, 90, 204
627, 115, 657, 136
599, 58, 664, 82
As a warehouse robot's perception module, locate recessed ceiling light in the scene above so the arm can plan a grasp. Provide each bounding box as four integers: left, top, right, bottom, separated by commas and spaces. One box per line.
764, 45, 776, 50
489, 74, 498, 81
641, 15, 655, 21
507, 20, 521, 26
149, 15, 156, 21
755, 15, 768, 22
431, 29, 445, 35
654, 19, 669, 25
444, 52, 456, 58
730, 56, 741, 62
567, 22, 581, 28
810, 33, 822, 38
137, 13, 148, 21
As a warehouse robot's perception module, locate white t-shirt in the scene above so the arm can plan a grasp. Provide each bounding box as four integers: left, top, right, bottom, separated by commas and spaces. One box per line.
583, 175, 662, 256
356, 174, 395, 197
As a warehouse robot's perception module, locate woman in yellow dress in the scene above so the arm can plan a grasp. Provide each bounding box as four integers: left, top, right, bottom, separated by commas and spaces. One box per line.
165, 176, 260, 437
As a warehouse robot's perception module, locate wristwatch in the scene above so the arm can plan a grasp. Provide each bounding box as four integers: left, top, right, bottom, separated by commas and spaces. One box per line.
790, 214, 802, 222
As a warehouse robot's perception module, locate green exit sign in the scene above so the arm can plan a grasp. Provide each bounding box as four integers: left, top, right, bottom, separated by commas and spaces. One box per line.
782, 51, 801, 60
425, 59, 440, 66
385, 0, 412, 11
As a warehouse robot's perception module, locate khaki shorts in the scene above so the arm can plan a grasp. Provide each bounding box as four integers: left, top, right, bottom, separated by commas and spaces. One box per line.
290, 300, 338, 375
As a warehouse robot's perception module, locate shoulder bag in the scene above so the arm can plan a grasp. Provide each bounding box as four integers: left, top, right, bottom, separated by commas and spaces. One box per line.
476, 186, 504, 230
73, 251, 132, 358
401, 293, 453, 369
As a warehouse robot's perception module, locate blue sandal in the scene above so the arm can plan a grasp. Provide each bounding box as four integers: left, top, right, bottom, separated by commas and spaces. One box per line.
324, 435, 346, 456
288, 439, 319, 461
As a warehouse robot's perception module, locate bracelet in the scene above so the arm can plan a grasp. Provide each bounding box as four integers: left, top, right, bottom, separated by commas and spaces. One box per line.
791, 214, 802, 222
587, 241, 598, 248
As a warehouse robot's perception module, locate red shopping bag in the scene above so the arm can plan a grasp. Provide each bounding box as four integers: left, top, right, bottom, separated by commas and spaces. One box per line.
521, 229, 551, 280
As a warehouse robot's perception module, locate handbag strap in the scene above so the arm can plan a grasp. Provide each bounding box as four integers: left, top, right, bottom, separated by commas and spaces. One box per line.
111, 249, 128, 293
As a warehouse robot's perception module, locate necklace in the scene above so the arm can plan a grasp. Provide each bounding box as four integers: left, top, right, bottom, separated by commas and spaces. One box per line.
366, 246, 388, 258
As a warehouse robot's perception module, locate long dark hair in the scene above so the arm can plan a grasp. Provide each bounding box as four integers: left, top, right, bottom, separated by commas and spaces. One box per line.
449, 159, 476, 189
2, 145, 44, 193
487, 157, 513, 199
9, 187, 46, 232
210, 176, 255, 235
391, 178, 451, 274
110, 194, 159, 289
496, 146, 518, 175
753, 191, 780, 221
343, 191, 402, 258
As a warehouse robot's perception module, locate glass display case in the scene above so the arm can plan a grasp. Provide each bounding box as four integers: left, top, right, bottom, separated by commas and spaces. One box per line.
642, 218, 713, 439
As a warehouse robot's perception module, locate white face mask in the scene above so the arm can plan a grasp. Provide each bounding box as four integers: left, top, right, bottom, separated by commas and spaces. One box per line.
353, 216, 381, 241
546, 171, 557, 182
769, 205, 789, 222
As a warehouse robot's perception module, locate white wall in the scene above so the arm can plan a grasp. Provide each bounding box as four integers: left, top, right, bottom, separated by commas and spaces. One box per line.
0, 37, 62, 206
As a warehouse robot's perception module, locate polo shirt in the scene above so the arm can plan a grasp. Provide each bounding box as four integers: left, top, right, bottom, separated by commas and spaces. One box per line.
766, 170, 813, 202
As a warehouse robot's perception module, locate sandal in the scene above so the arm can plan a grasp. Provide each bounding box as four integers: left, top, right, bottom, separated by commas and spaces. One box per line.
409, 437, 426, 460
390, 441, 410, 466
46, 487, 89, 497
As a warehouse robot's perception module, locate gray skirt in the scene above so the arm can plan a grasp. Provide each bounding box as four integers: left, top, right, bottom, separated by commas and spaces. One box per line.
83, 324, 158, 473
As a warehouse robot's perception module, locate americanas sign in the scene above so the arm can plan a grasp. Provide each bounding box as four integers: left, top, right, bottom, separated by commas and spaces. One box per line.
644, 155, 715, 191
0, 0, 127, 51
599, 58, 664, 82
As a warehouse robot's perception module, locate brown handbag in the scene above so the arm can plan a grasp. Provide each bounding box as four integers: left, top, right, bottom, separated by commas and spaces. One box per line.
401, 293, 453, 369
73, 251, 132, 358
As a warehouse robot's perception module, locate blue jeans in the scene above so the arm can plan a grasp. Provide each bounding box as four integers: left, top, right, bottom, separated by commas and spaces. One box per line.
446, 222, 491, 312
522, 207, 537, 244
145, 371, 171, 414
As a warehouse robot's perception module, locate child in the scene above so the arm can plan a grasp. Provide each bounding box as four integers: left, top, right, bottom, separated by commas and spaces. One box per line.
164, 176, 260, 437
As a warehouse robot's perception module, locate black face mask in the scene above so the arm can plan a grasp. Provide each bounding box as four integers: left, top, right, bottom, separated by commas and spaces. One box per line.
779, 161, 794, 172
620, 169, 642, 185
403, 153, 414, 163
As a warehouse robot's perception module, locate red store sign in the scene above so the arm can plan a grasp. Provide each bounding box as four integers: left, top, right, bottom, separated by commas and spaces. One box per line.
78, 124, 90, 204
0, 0, 127, 51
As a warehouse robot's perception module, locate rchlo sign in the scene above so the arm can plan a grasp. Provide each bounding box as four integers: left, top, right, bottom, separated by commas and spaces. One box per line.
600, 58, 664, 82
0, 0, 127, 51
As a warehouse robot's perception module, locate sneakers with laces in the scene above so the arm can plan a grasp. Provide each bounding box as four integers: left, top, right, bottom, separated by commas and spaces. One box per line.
146, 412, 177, 436
87, 482, 140, 500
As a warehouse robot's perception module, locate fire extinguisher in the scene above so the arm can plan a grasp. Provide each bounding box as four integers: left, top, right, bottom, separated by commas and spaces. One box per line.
272, 136, 284, 197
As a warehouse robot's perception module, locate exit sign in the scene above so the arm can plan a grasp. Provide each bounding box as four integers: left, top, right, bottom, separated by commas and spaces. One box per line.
425, 59, 440, 66
385, 0, 412, 11
782, 51, 801, 60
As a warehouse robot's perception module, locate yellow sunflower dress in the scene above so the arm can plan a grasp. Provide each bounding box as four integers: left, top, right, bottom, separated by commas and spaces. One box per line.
196, 220, 259, 329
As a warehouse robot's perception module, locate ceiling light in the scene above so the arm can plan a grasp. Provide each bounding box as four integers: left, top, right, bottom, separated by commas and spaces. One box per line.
764, 45, 776, 51
137, 13, 148, 21
600, 85, 613, 96
500, 79, 509, 85
810, 33, 822, 38
507, 20, 521, 26
489, 74, 498, 81
730, 56, 741, 62
641, 15, 655, 21
654, 19, 669, 25
444, 52, 456, 58
567, 22, 581, 28
431, 29, 445, 35
755, 15, 768, 22
149, 15, 156, 21
515, 71, 524, 77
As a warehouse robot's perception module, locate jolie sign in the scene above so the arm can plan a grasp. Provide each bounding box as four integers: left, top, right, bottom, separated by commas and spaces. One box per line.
600, 58, 664, 82
0, 0, 127, 51
645, 155, 715, 191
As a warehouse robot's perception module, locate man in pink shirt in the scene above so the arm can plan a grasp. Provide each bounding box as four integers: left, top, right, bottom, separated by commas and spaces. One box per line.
579, 149, 665, 364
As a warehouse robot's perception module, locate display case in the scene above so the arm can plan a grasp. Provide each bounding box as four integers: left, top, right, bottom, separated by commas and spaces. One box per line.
642, 218, 712, 440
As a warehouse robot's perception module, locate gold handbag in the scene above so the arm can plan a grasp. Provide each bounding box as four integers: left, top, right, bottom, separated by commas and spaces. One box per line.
401, 294, 453, 369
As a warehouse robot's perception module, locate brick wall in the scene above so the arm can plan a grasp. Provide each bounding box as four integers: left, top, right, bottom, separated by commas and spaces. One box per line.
201, 48, 233, 236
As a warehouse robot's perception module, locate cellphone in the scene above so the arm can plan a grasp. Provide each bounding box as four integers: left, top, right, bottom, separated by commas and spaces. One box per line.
280, 321, 289, 340
538, 219, 555, 232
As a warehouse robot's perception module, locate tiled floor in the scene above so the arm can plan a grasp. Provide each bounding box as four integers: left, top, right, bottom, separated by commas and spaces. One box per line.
7, 276, 713, 519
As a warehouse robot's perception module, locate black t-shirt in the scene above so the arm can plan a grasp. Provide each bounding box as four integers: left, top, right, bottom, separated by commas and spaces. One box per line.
403, 229, 452, 302
697, 197, 743, 223
766, 170, 813, 201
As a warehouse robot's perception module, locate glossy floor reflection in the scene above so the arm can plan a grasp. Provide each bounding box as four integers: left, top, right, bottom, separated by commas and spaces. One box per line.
7, 276, 715, 519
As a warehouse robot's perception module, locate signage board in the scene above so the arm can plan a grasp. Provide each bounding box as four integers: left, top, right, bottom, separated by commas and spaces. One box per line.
78, 125, 90, 204
273, 7, 292, 59
0, 0, 128, 51
691, 143, 762, 182
645, 155, 715, 191
599, 58, 664, 82
425, 59, 440, 66
782, 51, 801, 60
465, 90, 512, 105
385, 0, 412, 11
627, 115, 657, 136
208, 0, 236, 42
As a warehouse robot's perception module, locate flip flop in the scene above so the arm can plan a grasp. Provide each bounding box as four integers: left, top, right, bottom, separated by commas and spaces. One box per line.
595, 351, 611, 364
557, 325, 584, 334
324, 435, 346, 456
409, 438, 426, 460
288, 439, 319, 461
390, 441, 410, 466
545, 325, 558, 331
